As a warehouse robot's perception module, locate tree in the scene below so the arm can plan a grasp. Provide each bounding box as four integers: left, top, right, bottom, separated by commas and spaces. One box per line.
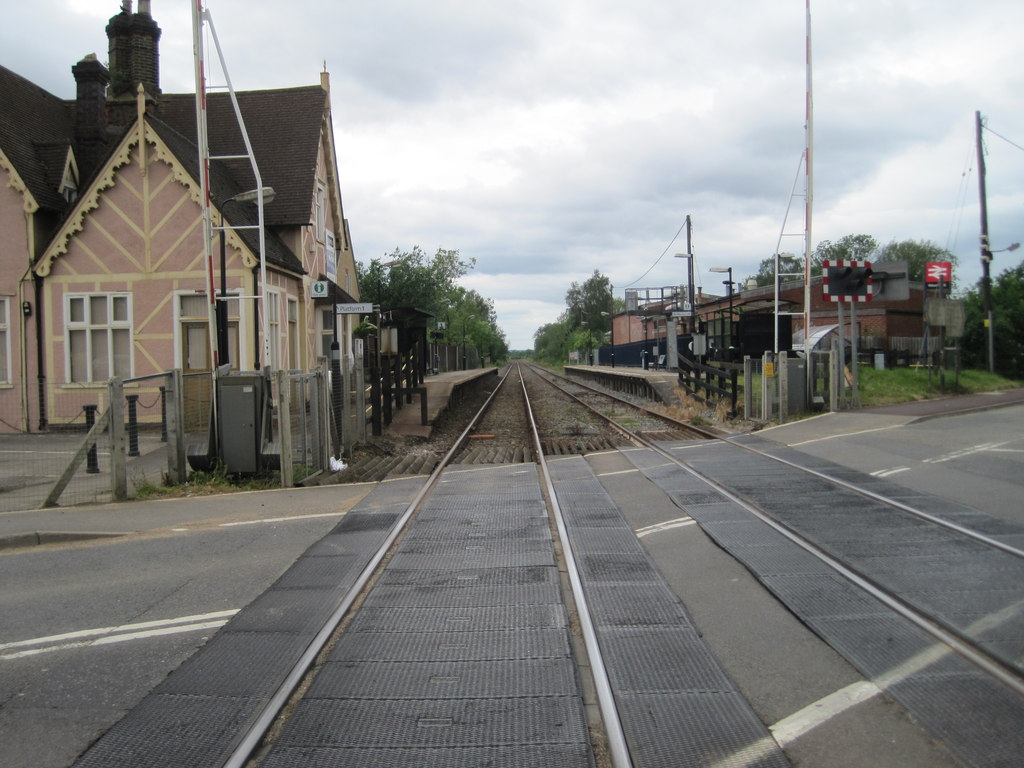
356, 246, 475, 317
813, 234, 878, 266
961, 259, 1024, 377
746, 252, 805, 288
875, 239, 958, 287
533, 318, 571, 364
565, 270, 614, 337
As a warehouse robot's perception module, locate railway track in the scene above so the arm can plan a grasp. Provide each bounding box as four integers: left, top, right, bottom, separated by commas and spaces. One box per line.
74, 363, 1024, 768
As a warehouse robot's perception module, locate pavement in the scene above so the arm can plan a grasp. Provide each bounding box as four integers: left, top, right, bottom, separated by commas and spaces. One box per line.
2, 383, 1021, 553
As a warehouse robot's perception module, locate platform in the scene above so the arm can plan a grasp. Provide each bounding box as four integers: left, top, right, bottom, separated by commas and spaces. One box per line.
386, 368, 499, 438
563, 364, 683, 407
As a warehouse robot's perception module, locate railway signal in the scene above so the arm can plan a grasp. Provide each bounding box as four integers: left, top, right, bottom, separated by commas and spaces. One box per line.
823, 259, 873, 302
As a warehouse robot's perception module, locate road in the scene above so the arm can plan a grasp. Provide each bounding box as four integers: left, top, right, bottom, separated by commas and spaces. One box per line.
0, 485, 371, 768
757, 402, 1024, 526
1, 398, 1021, 767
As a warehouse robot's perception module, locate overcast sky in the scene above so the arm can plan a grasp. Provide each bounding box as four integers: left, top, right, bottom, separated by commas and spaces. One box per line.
7, 1, 1023, 348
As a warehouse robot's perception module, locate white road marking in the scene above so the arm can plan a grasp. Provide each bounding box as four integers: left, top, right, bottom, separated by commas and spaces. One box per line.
0, 609, 238, 660
788, 424, 902, 447
924, 440, 1016, 464
635, 517, 696, 537
219, 512, 343, 527
770, 681, 881, 747
870, 467, 911, 478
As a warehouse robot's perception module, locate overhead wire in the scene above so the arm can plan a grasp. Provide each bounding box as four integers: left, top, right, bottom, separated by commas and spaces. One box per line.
621, 217, 689, 288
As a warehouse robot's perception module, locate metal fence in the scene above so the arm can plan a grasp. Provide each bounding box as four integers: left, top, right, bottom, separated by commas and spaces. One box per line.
0, 363, 352, 514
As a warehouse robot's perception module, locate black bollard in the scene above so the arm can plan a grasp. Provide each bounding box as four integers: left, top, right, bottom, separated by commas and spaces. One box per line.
84, 404, 100, 473
159, 386, 168, 442
126, 394, 140, 457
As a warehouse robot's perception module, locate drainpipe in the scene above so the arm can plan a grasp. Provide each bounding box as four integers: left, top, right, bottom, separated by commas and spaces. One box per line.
33, 274, 46, 430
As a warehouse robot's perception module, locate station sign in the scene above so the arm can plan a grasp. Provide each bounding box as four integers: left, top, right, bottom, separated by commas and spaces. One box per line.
925, 262, 953, 285
336, 302, 375, 314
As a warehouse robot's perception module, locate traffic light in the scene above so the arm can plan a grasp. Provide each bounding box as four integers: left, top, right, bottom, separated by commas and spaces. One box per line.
823, 260, 873, 302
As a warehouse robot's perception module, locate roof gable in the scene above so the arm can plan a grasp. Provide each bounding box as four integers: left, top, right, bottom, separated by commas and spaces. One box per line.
0, 64, 75, 212
158, 86, 328, 227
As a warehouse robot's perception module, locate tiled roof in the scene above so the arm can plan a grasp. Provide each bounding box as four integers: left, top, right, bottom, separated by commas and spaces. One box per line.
147, 116, 304, 275
157, 86, 327, 227
0, 65, 74, 212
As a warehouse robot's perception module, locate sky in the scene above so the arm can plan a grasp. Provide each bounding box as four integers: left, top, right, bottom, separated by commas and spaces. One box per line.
6, 0, 1023, 349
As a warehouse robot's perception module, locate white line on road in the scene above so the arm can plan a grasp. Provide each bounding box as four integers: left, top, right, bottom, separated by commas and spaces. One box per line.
0, 609, 238, 660
924, 440, 1016, 464
787, 424, 902, 447
635, 517, 696, 537
870, 466, 911, 478
219, 512, 343, 527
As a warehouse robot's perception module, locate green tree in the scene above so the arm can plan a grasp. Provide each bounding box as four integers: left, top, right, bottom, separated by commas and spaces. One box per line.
356, 246, 475, 317
565, 270, 615, 337
813, 234, 878, 265
875, 239, 958, 287
961, 259, 1024, 377
533, 318, 572, 364
746, 252, 805, 287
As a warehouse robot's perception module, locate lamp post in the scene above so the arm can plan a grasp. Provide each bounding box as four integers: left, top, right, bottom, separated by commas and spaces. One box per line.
709, 266, 734, 357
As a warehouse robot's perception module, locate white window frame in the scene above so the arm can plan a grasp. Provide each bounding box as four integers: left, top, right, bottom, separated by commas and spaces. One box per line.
287, 297, 300, 370
266, 288, 282, 371
64, 293, 133, 383
174, 290, 244, 371
0, 297, 10, 385
315, 183, 326, 243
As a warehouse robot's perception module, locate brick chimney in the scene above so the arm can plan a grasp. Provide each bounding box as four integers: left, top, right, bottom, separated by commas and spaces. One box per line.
71, 54, 111, 182
106, 1, 161, 126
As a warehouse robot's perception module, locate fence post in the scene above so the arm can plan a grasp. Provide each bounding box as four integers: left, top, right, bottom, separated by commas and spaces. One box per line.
108, 378, 127, 501
276, 369, 294, 488
83, 405, 100, 473
744, 357, 753, 419
126, 394, 140, 457
330, 342, 343, 458
318, 359, 331, 470
165, 370, 187, 484
779, 354, 789, 424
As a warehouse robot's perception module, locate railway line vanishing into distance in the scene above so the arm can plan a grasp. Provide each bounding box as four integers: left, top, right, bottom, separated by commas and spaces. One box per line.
74, 362, 1024, 768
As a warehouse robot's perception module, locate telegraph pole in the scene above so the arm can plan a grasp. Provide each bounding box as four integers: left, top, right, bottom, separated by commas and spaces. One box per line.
975, 110, 995, 372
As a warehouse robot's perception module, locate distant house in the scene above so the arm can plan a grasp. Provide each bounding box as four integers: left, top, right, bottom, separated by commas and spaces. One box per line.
0, 1, 359, 432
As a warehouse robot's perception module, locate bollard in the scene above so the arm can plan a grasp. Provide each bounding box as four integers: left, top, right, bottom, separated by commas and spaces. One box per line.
126, 394, 140, 457
84, 404, 100, 473
159, 386, 168, 442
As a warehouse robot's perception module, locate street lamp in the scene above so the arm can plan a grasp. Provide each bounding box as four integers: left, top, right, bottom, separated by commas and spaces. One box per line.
983, 242, 1020, 372
709, 267, 734, 357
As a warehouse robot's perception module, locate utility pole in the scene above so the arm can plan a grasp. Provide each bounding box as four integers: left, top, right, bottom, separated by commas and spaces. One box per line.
975, 110, 995, 373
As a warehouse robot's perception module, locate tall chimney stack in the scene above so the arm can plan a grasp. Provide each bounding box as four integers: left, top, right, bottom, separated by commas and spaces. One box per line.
71, 54, 110, 182
106, 0, 161, 126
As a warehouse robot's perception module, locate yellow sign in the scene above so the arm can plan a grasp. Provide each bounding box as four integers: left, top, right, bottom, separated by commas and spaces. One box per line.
764, 362, 776, 378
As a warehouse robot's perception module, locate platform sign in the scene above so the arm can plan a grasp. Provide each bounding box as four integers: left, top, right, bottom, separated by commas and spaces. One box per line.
925, 262, 953, 285
335, 302, 375, 314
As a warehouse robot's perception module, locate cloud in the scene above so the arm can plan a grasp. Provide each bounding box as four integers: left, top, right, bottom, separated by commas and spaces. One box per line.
5, 0, 1024, 349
